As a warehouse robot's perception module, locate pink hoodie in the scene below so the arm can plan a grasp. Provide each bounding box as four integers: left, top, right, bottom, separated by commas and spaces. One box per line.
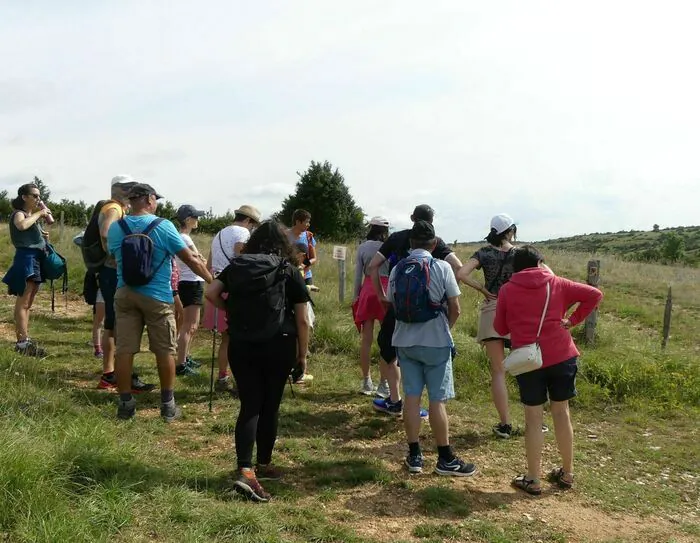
494, 267, 603, 368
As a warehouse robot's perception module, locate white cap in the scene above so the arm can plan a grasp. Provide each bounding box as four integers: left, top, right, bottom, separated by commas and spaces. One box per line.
111, 174, 134, 187
369, 216, 390, 227
490, 213, 515, 234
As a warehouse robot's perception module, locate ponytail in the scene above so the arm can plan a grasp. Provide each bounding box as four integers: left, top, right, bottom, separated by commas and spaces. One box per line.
11, 183, 38, 211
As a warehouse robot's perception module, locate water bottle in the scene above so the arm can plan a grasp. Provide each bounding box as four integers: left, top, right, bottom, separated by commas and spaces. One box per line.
37, 201, 55, 225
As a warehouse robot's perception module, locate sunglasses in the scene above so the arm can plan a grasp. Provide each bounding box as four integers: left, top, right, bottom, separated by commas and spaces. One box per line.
27, 193, 40, 199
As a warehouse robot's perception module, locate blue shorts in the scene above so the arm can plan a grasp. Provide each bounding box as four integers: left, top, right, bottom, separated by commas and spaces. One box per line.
515, 357, 578, 406
397, 346, 454, 402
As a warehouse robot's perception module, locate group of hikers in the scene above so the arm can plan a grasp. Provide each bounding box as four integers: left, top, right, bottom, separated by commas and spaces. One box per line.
2, 178, 602, 503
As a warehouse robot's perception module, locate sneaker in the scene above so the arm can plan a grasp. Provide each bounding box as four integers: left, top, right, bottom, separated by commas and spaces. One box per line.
94, 349, 104, 359
419, 407, 429, 420
98, 373, 117, 390
493, 423, 514, 439
117, 397, 136, 420
160, 399, 182, 423
233, 469, 271, 503
185, 355, 202, 368
542, 424, 550, 433
255, 463, 284, 481
131, 375, 156, 394
359, 378, 375, 396
372, 398, 403, 416
405, 454, 424, 474
375, 380, 390, 399
175, 364, 198, 377
435, 457, 478, 477
15, 339, 46, 357
293, 373, 313, 385
215, 375, 233, 392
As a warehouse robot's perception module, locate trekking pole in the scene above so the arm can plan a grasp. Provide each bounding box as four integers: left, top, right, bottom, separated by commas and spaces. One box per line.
208, 306, 218, 412
288, 375, 296, 399
51, 281, 55, 313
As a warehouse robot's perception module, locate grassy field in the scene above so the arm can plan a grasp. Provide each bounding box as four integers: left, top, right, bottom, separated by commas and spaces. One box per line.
0, 224, 698, 543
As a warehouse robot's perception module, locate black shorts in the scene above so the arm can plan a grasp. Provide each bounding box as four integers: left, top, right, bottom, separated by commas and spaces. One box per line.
377, 306, 397, 363
515, 357, 578, 406
178, 281, 204, 308
305, 277, 313, 286
97, 266, 118, 331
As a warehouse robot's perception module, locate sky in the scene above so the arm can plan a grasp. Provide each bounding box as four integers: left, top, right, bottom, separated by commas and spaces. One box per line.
1, 0, 699, 242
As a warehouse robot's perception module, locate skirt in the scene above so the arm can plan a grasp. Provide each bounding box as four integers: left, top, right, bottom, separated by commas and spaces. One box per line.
352, 276, 389, 332
2, 248, 45, 296
202, 294, 228, 332
476, 298, 510, 343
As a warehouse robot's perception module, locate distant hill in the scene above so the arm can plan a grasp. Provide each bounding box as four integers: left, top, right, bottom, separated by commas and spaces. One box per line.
535, 225, 700, 266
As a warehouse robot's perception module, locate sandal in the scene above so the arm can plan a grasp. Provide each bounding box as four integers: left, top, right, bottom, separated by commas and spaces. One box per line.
547, 467, 574, 489
512, 474, 542, 496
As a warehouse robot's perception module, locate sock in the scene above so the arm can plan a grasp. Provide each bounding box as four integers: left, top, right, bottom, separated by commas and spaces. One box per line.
218, 370, 228, 379
408, 442, 422, 457
437, 445, 455, 462
161, 389, 174, 403
119, 392, 133, 403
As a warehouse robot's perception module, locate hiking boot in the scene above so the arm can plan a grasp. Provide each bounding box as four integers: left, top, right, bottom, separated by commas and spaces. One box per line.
493, 423, 515, 439
185, 355, 202, 368
176, 363, 198, 377
98, 373, 117, 390
15, 339, 46, 357
372, 398, 403, 416
435, 457, 478, 477
255, 463, 284, 481
131, 375, 156, 394
215, 375, 233, 392
359, 377, 375, 396
117, 397, 136, 420
405, 454, 424, 474
160, 399, 182, 423
375, 380, 390, 399
233, 469, 271, 503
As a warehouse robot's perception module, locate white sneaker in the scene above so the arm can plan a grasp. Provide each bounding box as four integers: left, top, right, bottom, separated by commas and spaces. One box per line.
375, 380, 390, 399
359, 378, 375, 396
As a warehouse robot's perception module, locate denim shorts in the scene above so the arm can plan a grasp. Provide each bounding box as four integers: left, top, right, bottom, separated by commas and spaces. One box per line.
515, 357, 578, 406
397, 346, 454, 402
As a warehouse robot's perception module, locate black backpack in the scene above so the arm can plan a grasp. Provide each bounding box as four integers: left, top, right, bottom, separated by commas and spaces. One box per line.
224, 254, 290, 342
81, 199, 117, 271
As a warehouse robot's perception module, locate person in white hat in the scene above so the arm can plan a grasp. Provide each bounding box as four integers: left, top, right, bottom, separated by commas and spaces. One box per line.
457, 213, 520, 438
352, 216, 391, 396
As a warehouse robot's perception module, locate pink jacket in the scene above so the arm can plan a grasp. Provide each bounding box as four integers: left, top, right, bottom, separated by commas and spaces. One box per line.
494, 267, 603, 368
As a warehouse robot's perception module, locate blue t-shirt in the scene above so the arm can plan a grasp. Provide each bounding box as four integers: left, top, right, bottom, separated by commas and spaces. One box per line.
107, 215, 187, 303
291, 231, 317, 279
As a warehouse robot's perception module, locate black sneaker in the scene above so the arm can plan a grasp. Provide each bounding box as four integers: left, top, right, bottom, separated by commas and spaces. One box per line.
404, 454, 424, 474
15, 339, 46, 357
493, 423, 519, 439
117, 398, 136, 420
131, 375, 156, 394
435, 457, 478, 477
176, 364, 198, 377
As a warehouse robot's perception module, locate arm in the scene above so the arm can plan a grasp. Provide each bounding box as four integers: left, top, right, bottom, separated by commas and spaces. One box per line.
205, 279, 227, 309
99, 208, 120, 252
353, 245, 365, 300
444, 252, 463, 276
446, 296, 461, 328
176, 247, 214, 283
13, 209, 49, 231
307, 234, 317, 267
562, 279, 603, 328
295, 302, 310, 366
456, 257, 496, 300
493, 291, 509, 336
368, 251, 389, 304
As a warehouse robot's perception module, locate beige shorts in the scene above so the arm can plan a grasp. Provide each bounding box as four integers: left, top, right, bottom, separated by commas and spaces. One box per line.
114, 287, 177, 356
476, 298, 510, 343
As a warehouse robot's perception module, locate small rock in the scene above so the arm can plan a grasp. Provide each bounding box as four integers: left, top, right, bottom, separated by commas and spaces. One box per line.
587, 434, 598, 439
524, 513, 534, 521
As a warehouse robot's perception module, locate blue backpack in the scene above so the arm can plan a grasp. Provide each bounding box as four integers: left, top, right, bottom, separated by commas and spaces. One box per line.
117, 218, 168, 287
392, 256, 445, 323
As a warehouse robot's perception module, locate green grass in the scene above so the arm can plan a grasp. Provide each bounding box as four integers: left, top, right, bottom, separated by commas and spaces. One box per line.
0, 225, 698, 542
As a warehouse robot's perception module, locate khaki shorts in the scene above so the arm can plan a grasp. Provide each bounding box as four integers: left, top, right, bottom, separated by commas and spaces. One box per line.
114, 287, 177, 356
476, 298, 510, 343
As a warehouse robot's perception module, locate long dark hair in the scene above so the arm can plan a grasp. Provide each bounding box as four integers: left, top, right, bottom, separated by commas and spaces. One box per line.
366, 224, 389, 242
242, 220, 296, 261
513, 245, 544, 272
11, 184, 38, 211
486, 225, 517, 247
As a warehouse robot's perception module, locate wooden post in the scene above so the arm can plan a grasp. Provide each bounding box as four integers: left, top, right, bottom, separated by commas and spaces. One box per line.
338, 260, 346, 303
584, 260, 600, 345
662, 285, 672, 349
59, 211, 65, 240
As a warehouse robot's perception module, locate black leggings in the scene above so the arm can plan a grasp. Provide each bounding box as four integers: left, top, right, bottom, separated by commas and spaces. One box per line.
229, 334, 296, 469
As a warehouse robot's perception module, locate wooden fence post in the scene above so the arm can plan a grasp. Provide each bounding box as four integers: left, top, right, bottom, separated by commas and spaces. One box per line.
332, 246, 348, 303
59, 211, 65, 241
584, 260, 600, 345
662, 285, 672, 349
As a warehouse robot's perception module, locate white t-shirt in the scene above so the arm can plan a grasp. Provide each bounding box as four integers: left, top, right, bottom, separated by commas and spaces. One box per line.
175, 233, 204, 282
211, 225, 250, 275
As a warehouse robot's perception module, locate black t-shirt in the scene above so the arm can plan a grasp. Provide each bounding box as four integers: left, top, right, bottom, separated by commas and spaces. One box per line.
378, 229, 453, 271
470, 246, 515, 294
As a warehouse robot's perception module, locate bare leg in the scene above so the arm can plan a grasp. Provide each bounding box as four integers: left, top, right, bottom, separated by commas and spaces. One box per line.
218, 332, 229, 377
155, 352, 176, 392
403, 394, 423, 443
93, 302, 105, 348
384, 359, 401, 402
115, 351, 134, 394
550, 400, 574, 475
173, 295, 184, 336
102, 331, 116, 374
428, 401, 449, 446
524, 404, 545, 481
177, 305, 201, 366
360, 320, 374, 379
15, 281, 39, 341
484, 340, 510, 425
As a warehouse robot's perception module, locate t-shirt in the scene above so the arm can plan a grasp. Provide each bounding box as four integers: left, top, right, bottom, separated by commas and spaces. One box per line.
290, 231, 317, 279
353, 240, 389, 299
387, 249, 460, 348
378, 229, 452, 272
176, 233, 204, 282
211, 225, 250, 275
107, 214, 187, 303
470, 246, 515, 294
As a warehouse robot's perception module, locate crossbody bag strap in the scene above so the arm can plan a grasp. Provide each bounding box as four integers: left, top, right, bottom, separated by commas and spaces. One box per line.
536, 281, 551, 339
218, 231, 233, 263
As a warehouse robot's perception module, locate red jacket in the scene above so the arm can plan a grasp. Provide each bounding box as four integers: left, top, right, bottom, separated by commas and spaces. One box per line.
494, 267, 603, 368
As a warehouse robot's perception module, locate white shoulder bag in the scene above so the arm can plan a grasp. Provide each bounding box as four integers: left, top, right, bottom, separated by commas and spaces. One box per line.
504, 281, 551, 376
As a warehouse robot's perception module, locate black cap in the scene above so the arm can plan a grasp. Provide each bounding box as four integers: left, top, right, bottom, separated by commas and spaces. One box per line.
127, 183, 163, 200
176, 204, 206, 222
412, 204, 434, 222
410, 220, 435, 242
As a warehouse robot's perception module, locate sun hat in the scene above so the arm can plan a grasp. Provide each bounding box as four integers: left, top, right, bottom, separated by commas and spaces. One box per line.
111, 174, 136, 189
369, 216, 390, 227
234, 204, 262, 224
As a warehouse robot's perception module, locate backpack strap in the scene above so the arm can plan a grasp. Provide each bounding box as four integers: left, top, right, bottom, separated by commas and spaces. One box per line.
117, 218, 132, 236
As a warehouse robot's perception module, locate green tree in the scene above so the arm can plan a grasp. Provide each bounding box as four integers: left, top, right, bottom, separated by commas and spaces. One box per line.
661, 232, 685, 262
0, 190, 12, 220
155, 200, 178, 220
277, 161, 364, 241
32, 176, 51, 203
